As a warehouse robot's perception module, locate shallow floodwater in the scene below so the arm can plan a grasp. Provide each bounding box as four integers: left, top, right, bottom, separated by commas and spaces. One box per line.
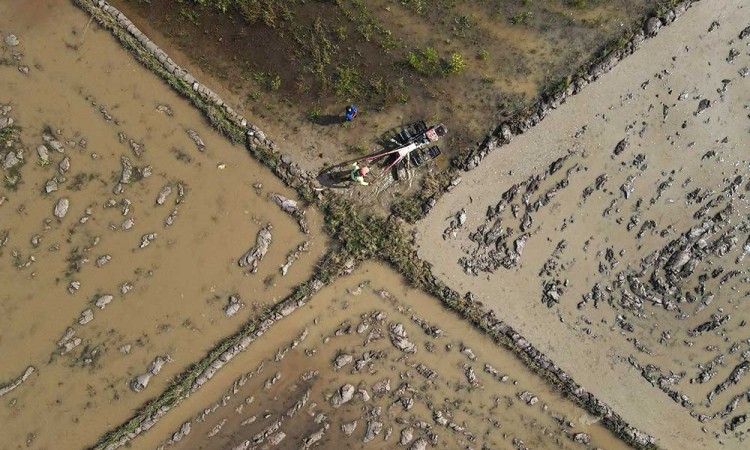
417, 1, 750, 447
135, 262, 628, 450
0, 1, 324, 449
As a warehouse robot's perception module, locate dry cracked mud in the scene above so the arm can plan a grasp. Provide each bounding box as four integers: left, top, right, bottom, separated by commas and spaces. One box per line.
417, 0, 750, 447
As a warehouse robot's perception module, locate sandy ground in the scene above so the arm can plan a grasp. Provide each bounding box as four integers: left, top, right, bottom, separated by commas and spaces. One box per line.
416, 1, 750, 448
0, 1, 325, 448
134, 262, 627, 450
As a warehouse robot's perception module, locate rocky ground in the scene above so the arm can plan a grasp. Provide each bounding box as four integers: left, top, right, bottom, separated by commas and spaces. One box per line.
0, 3, 324, 448
135, 263, 627, 450
417, 0, 750, 447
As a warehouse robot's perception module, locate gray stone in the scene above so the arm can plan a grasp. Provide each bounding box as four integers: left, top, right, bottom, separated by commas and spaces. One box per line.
44, 178, 58, 194
4, 34, 19, 47
644, 17, 661, 36
78, 308, 94, 325
36, 145, 49, 162
3, 152, 20, 170
341, 421, 357, 436
54, 198, 69, 219
331, 383, 355, 408
95, 294, 114, 309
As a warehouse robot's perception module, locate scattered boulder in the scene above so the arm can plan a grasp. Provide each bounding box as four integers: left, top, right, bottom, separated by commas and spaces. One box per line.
78, 309, 94, 325
389, 323, 417, 353
238, 225, 272, 272
95, 294, 114, 309
53, 198, 69, 219
341, 420, 357, 436
331, 383, 355, 408
4, 34, 19, 47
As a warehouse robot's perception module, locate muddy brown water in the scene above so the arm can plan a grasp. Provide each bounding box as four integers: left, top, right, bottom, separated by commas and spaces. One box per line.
0, 1, 325, 448
417, 0, 750, 447
134, 262, 628, 450
109, 0, 659, 199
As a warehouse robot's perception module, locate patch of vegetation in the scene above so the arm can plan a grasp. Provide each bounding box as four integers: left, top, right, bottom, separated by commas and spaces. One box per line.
0, 125, 20, 148
510, 10, 533, 25
333, 65, 361, 99
306, 106, 321, 122
477, 49, 489, 61
67, 172, 98, 191
407, 48, 466, 77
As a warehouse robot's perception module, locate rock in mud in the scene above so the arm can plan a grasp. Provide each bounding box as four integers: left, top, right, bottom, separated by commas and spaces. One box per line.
225, 295, 242, 317
36, 145, 49, 163
131, 373, 152, 392
0, 366, 35, 397
573, 433, 591, 444
95, 254, 111, 267
58, 156, 70, 174
122, 218, 135, 231
3, 34, 19, 47
389, 323, 417, 353
364, 420, 383, 443
238, 225, 272, 272
95, 294, 113, 309
148, 355, 171, 375
42, 133, 64, 153
409, 438, 428, 450
186, 129, 205, 151
155, 185, 172, 205
399, 427, 414, 445
53, 198, 69, 219
270, 193, 309, 233
333, 353, 353, 370
139, 233, 157, 249
613, 138, 629, 156
341, 420, 358, 436
44, 178, 58, 194
119, 156, 132, 184
302, 424, 328, 448
695, 99, 711, 115
331, 383, 355, 408
3, 151, 20, 170
172, 422, 191, 442
78, 308, 94, 325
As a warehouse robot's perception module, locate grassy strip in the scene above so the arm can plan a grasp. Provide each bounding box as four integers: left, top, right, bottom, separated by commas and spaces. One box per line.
75, 1, 659, 449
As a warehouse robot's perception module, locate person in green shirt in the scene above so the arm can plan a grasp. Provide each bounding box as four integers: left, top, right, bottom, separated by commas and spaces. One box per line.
350, 162, 370, 186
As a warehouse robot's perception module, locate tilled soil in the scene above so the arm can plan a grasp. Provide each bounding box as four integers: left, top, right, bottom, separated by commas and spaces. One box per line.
135, 262, 627, 450
416, 1, 750, 447
0, 2, 324, 448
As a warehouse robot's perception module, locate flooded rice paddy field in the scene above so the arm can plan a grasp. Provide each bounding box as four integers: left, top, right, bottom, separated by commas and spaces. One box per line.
417, 0, 750, 447
0, 2, 325, 448
110, 0, 660, 176
136, 263, 627, 450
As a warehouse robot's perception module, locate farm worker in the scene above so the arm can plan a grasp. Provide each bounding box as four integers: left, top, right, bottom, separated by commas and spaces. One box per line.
350, 162, 370, 186
345, 105, 358, 121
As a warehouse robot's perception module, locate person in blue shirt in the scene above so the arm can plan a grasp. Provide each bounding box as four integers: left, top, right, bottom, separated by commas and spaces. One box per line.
345, 105, 358, 121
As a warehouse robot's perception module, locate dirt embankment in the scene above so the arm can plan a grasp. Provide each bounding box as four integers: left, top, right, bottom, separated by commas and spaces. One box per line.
109, 0, 659, 186
0, 2, 324, 448
417, 0, 750, 447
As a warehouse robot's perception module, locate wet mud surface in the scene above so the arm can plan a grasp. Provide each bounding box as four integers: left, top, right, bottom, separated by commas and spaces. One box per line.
417, 1, 750, 447
0, 2, 324, 448
137, 263, 627, 450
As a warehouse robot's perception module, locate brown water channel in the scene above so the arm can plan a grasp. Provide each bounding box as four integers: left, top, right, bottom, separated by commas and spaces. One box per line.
0, 1, 325, 448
